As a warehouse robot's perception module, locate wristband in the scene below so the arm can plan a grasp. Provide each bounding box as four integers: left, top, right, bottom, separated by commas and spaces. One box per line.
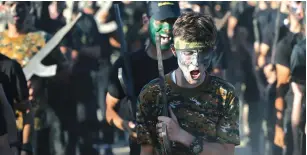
189, 137, 203, 155
21, 143, 33, 153
109, 119, 114, 126
122, 120, 136, 134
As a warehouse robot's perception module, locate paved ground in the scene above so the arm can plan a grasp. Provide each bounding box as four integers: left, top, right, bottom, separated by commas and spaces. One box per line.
96, 139, 254, 155
98, 145, 252, 155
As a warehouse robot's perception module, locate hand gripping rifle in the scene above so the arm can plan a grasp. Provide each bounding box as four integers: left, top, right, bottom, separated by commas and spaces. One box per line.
155, 33, 172, 155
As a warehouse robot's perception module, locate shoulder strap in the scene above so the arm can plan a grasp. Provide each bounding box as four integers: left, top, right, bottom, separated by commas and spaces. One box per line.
117, 67, 135, 120
118, 67, 127, 95
165, 72, 174, 89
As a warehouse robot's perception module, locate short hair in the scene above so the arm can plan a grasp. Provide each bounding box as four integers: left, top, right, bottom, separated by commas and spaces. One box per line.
173, 12, 217, 48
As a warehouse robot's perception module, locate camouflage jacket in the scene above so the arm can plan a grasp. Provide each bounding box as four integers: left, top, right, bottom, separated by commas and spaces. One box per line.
0, 30, 51, 131
136, 72, 240, 155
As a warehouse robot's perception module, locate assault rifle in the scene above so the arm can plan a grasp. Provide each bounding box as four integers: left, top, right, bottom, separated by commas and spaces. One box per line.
114, 4, 136, 135
155, 32, 172, 155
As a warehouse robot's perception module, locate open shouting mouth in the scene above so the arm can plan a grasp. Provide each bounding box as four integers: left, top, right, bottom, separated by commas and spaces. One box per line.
160, 34, 172, 45
190, 69, 200, 79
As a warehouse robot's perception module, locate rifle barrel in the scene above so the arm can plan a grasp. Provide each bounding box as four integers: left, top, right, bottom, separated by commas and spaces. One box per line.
114, 4, 137, 119
155, 33, 168, 117
271, 2, 282, 64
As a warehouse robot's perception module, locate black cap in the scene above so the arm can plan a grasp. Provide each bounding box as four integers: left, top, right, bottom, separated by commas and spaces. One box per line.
188, 1, 211, 6
147, 1, 180, 20
4, 1, 31, 6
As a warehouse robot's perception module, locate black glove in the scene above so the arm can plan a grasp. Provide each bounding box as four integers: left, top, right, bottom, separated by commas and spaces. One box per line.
122, 120, 136, 136
21, 143, 33, 153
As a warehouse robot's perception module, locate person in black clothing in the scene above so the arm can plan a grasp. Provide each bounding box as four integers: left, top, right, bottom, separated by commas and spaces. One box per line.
0, 2, 70, 155
259, 1, 289, 84
123, 2, 148, 53
105, 2, 180, 155
226, 2, 261, 155
36, 2, 78, 155
269, 2, 305, 155
253, 2, 278, 76
66, 6, 113, 155
290, 38, 306, 155
253, 1, 271, 52
0, 83, 19, 155
0, 53, 32, 155
0, 54, 30, 112
207, 1, 231, 78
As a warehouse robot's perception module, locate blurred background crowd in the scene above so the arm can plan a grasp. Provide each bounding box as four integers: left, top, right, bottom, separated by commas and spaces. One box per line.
0, 1, 305, 155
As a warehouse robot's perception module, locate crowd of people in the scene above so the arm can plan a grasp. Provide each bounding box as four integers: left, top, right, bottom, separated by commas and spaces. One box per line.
0, 1, 305, 155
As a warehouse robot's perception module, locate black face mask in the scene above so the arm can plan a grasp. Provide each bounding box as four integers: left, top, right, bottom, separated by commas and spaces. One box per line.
5, 2, 29, 26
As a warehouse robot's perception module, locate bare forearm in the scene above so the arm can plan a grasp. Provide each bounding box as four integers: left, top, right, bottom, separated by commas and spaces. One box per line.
292, 93, 302, 126
260, 43, 269, 56
22, 109, 33, 144
179, 130, 234, 155
200, 142, 234, 155
227, 16, 237, 38
22, 124, 31, 143
291, 87, 303, 151
106, 93, 126, 130
106, 107, 125, 130
140, 145, 155, 155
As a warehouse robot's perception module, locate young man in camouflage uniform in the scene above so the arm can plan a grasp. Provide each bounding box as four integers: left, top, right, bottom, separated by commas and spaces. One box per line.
137, 12, 240, 155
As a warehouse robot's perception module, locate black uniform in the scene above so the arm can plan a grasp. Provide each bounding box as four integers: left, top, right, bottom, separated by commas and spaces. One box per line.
275, 31, 304, 155
68, 12, 113, 155
108, 47, 178, 155
290, 39, 306, 155
0, 84, 7, 136
226, 2, 261, 155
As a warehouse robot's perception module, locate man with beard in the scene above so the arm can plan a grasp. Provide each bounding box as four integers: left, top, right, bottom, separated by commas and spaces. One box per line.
137, 12, 240, 155
105, 2, 180, 155
0, 1, 66, 155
